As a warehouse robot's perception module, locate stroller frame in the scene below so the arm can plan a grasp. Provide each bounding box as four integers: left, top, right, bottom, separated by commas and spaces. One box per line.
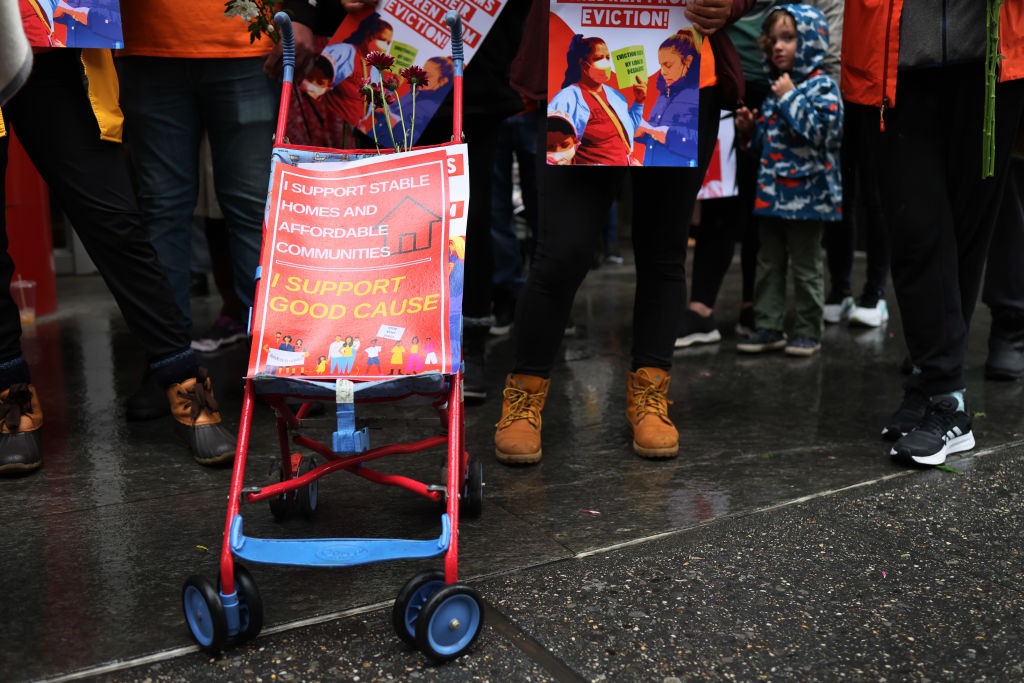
181, 11, 483, 663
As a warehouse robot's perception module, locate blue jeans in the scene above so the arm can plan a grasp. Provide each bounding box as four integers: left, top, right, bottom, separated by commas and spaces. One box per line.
117, 57, 278, 330
490, 109, 540, 297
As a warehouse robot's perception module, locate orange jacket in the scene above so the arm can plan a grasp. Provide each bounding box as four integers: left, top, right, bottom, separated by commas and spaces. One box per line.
118, 0, 269, 58
841, 0, 1024, 109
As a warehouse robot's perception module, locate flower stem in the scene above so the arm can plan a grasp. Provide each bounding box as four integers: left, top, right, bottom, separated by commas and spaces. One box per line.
409, 85, 417, 148
395, 83, 409, 151
377, 71, 400, 153
369, 119, 382, 154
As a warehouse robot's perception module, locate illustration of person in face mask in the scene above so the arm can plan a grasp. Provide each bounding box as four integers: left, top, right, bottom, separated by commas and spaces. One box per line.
297, 12, 394, 134
546, 35, 647, 166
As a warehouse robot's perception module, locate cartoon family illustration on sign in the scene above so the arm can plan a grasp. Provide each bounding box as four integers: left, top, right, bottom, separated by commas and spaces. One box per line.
546, 28, 701, 167
262, 331, 440, 377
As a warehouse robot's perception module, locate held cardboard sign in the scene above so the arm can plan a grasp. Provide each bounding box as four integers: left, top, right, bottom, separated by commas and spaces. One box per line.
286, 2, 508, 149
248, 145, 469, 380
546, 0, 701, 167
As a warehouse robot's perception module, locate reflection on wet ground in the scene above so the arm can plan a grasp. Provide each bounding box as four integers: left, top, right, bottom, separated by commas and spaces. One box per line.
3, 253, 1022, 681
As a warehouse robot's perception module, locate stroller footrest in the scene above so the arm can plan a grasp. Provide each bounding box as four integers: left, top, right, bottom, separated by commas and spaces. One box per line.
333, 427, 369, 453
229, 514, 451, 568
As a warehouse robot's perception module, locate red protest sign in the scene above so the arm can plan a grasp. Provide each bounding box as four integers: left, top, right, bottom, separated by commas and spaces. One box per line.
248, 145, 469, 380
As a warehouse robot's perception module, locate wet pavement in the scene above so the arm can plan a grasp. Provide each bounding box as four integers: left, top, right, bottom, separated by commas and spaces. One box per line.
4, 251, 1024, 682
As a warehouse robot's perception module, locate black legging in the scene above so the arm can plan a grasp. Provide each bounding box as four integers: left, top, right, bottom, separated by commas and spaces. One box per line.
0, 51, 191, 372
513, 86, 721, 377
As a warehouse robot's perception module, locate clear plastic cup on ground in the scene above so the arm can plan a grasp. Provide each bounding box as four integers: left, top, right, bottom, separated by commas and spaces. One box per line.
11, 279, 36, 324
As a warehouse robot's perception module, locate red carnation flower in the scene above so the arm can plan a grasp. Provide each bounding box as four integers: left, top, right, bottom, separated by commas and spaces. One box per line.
381, 71, 399, 92
364, 51, 395, 70
361, 82, 386, 107
400, 65, 430, 88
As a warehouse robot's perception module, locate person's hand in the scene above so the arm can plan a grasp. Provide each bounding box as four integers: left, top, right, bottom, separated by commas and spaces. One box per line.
684, 0, 733, 36
631, 75, 647, 104
264, 21, 317, 80
734, 106, 756, 136
53, 5, 88, 23
342, 0, 379, 12
636, 125, 668, 144
771, 73, 794, 98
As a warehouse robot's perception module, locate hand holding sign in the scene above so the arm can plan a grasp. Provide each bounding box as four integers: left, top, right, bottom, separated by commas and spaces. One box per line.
684, 0, 734, 36
632, 74, 647, 104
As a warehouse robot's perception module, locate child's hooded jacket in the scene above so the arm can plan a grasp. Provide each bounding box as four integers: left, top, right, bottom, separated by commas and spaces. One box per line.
750, 4, 842, 222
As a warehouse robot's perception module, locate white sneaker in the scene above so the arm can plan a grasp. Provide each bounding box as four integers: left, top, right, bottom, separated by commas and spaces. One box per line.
823, 296, 854, 324
849, 299, 889, 327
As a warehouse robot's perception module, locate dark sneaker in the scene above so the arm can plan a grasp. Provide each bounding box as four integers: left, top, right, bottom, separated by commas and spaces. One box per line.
985, 309, 1024, 380
735, 306, 755, 338
0, 384, 42, 476
737, 329, 787, 353
191, 316, 248, 353
674, 310, 721, 348
823, 293, 854, 324
890, 393, 974, 466
489, 296, 516, 337
881, 386, 928, 441
463, 354, 487, 405
785, 334, 821, 357
125, 375, 170, 421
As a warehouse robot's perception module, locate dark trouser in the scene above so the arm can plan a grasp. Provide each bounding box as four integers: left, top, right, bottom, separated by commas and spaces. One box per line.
983, 153, 1024, 314
862, 63, 1024, 395
690, 141, 760, 307
512, 87, 720, 377
0, 51, 193, 387
491, 109, 541, 298
824, 101, 890, 300
688, 83, 768, 309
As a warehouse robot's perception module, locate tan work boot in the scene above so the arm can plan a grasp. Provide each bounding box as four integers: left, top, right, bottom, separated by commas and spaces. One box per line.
0, 383, 42, 474
494, 374, 550, 465
626, 367, 679, 458
167, 368, 236, 466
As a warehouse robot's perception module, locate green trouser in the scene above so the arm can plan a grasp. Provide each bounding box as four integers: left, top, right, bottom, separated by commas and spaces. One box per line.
753, 217, 826, 339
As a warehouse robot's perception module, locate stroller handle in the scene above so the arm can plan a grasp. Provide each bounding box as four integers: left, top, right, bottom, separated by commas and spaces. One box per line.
445, 11, 464, 141
275, 11, 296, 85
444, 11, 463, 71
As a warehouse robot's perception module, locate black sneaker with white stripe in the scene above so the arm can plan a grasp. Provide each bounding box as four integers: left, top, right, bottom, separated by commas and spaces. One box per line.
889, 393, 974, 466
880, 386, 928, 441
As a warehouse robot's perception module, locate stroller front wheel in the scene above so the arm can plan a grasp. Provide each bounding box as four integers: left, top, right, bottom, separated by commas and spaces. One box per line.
414, 583, 484, 662
182, 575, 227, 654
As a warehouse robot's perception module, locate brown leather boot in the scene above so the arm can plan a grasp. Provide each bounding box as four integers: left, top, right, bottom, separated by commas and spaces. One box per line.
494, 374, 549, 465
167, 368, 236, 466
626, 367, 678, 459
0, 383, 42, 475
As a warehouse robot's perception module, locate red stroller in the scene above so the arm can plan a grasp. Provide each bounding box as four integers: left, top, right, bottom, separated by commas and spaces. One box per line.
180, 11, 484, 663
